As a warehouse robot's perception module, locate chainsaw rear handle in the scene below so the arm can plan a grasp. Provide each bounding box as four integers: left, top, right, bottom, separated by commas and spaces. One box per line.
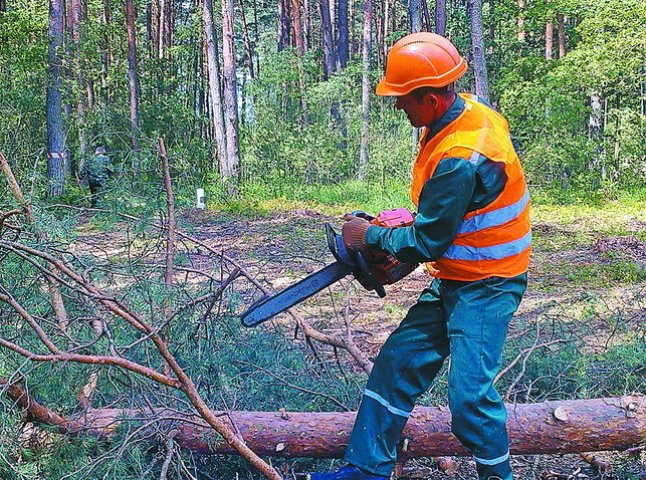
325, 223, 387, 297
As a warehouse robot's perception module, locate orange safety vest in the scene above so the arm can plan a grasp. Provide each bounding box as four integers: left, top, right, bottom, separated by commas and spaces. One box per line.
411, 94, 531, 281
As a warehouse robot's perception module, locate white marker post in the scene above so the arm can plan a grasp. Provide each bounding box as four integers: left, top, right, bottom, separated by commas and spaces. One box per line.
196, 188, 205, 209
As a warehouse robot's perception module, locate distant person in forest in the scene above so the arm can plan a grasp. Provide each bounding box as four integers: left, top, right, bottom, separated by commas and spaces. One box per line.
82, 146, 114, 207
306, 33, 531, 480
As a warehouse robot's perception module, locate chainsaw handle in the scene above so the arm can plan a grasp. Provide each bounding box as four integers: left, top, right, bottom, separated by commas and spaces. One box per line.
355, 251, 387, 298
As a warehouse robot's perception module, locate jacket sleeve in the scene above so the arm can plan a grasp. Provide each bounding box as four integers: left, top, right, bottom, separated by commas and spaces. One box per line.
365, 157, 477, 263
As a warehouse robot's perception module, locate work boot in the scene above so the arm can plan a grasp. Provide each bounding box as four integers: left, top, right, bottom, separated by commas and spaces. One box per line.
476, 459, 513, 480
302, 465, 388, 480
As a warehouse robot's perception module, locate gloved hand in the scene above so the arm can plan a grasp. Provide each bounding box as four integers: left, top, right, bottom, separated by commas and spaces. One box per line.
342, 214, 371, 251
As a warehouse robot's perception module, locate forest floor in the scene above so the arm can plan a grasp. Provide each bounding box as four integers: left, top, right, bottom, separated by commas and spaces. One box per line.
75, 202, 646, 480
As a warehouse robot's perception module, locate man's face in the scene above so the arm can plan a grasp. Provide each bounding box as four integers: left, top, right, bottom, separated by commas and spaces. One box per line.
395, 92, 435, 128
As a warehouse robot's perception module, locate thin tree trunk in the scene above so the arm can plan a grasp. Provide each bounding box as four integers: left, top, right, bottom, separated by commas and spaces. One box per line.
291, 0, 305, 55
0, 0, 6, 12
349, 0, 355, 58
358, 0, 372, 181
100, 0, 112, 102
253, 0, 260, 75
303, 0, 310, 50
517, 0, 525, 43
588, 91, 604, 179
238, 0, 256, 78
557, 13, 566, 58
383, 0, 389, 60
278, 0, 291, 51
163, 0, 172, 57
488, 0, 495, 54
434, 0, 445, 34
421, 0, 430, 32
221, 0, 241, 189
46, 0, 67, 197
125, 0, 141, 175
336, 0, 348, 70
70, 0, 88, 175
151, 0, 160, 57
468, 0, 490, 101
321, 0, 335, 79
545, 15, 553, 59
203, 0, 228, 171
408, 0, 422, 149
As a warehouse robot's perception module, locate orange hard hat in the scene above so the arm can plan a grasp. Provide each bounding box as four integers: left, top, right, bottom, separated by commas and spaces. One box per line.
376, 32, 468, 96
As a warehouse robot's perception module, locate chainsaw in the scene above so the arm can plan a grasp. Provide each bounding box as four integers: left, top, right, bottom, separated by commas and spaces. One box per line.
240, 208, 418, 327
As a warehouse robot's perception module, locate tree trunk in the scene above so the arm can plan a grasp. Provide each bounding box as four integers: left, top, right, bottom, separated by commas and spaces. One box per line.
278, 0, 291, 51
408, 0, 423, 149
588, 90, 604, 180
468, 0, 490, 101
46, 0, 67, 197
320, 0, 335, 79
12, 392, 645, 459
303, 0, 310, 50
150, 0, 160, 57
158, 0, 172, 59
0, 0, 6, 12
100, 0, 112, 102
70, 0, 88, 175
488, 0, 495, 54
336, 0, 348, 70
421, 0, 430, 32
349, 0, 355, 58
557, 13, 566, 58
291, 0, 305, 55
516, 0, 525, 43
408, 0, 422, 33
545, 16, 553, 59
434, 0, 445, 35
357, 0, 372, 181
203, 0, 228, 172
238, 0, 256, 78
221, 0, 241, 188
125, 0, 141, 175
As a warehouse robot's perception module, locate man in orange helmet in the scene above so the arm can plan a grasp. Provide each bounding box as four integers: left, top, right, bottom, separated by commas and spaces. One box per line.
307, 33, 530, 480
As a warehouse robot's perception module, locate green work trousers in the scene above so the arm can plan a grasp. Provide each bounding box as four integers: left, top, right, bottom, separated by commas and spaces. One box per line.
344, 274, 527, 479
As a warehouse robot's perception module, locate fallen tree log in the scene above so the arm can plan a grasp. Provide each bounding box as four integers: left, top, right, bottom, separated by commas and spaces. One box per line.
4, 384, 643, 458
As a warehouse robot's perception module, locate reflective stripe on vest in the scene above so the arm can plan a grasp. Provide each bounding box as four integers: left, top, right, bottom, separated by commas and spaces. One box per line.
457, 188, 530, 235
443, 230, 532, 261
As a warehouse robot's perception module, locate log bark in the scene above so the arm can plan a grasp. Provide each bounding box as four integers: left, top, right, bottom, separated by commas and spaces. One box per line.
8, 389, 644, 459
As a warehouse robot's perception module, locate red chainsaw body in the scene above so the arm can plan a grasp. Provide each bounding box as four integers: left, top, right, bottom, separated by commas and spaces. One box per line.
356, 208, 418, 291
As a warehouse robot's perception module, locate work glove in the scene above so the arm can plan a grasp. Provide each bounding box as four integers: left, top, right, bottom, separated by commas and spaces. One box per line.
342, 214, 371, 252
